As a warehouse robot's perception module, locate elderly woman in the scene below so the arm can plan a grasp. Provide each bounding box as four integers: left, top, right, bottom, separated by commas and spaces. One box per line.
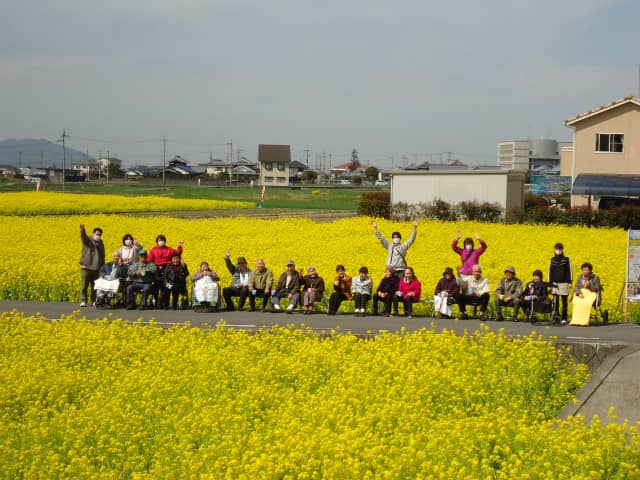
191, 261, 220, 307
95, 251, 128, 306
302, 266, 325, 315
434, 267, 459, 319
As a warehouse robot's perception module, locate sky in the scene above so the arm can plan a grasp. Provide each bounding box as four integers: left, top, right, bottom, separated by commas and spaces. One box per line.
1, 0, 639, 169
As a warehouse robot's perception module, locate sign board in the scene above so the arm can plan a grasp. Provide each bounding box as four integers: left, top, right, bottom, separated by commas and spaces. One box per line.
529, 175, 571, 195
626, 229, 640, 301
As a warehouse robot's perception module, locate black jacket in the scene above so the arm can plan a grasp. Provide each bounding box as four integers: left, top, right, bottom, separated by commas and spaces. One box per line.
549, 255, 572, 284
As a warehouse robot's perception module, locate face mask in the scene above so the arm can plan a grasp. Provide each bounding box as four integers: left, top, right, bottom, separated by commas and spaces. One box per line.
124, 239, 133, 246
392, 237, 400, 244
555, 249, 562, 255
465, 245, 473, 251
93, 234, 101, 241
157, 241, 166, 247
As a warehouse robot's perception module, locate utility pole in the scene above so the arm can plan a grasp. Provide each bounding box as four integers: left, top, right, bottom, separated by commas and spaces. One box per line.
304, 148, 310, 168
58, 129, 68, 192
225, 140, 233, 184
162, 138, 167, 188
106, 150, 110, 184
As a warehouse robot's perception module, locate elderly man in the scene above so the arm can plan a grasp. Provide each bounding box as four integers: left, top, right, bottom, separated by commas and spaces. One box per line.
271, 260, 302, 314
126, 249, 158, 310
495, 266, 523, 321
248, 259, 274, 312
223, 250, 252, 311
79, 223, 105, 307
458, 264, 491, 320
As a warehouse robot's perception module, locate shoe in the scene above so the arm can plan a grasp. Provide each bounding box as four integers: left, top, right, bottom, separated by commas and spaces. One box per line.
285, 309, 293, 315
496, 316, 504, 322
460, 313, 469, 320
80, 301, 87, 307
560, 319, 568, 325
126, 305, 135, 310
139, 305, 147, 311
384, 313, 390, 317
440, 314, 449, 319
249, 308, 256, 312
511, 317, 519, 322
407, 315, 413, 319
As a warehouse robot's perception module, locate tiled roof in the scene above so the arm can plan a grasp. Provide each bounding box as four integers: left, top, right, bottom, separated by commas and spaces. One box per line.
565, 95, 640, 126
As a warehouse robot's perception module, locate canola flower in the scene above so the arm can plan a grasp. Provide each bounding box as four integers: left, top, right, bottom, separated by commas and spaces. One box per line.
1, 311, 638, 479
0, 192, 254, 215
0, 215, 626, 319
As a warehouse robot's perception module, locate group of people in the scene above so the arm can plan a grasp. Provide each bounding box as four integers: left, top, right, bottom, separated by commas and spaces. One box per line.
79, 221, 601, 321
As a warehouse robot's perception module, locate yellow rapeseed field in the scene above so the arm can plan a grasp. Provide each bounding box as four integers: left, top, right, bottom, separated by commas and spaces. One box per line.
0, 192, 254, 215
1, 312, 638, 479
0, 215, 625, 318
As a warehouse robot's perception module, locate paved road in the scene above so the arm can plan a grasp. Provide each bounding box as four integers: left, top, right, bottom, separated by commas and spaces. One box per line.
3, 300, 640, 425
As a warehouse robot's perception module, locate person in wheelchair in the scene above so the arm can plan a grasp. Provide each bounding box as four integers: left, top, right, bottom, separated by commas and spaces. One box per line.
191, 261, 220, 311
126, 249, 158, 310
95, 251, 128, 307
523, 270, 552, 323
574, 262, 602, 305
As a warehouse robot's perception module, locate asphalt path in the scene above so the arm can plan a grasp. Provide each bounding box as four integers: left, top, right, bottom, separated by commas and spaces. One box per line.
3, 300, 640, 345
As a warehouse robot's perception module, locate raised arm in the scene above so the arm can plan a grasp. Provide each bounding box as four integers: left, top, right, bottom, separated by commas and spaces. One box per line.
372, 221, 389, 248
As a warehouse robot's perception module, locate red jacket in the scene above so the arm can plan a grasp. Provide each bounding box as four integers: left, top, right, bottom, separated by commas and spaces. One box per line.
148, 245, 183, 268
396, 278, 422, 301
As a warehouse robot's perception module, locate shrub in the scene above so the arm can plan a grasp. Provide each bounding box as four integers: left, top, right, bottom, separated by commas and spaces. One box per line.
358, 191, 390, 218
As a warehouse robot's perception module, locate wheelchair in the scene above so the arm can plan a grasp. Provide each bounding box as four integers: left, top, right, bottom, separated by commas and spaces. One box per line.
525, 281, 557, 325
192, 280, 220, 313
95, 279, 126, 309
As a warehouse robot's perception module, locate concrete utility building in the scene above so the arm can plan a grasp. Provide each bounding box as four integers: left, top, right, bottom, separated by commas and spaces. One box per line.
390, 169, 525, 216
498, 139, 570, 174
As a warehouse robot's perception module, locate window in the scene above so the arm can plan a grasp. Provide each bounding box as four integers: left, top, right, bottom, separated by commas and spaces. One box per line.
276, 176, 286, 183
264, 162, 273, 171
277, 162, 285, 171
264, 176, 274, 183
596, 133, 624, 153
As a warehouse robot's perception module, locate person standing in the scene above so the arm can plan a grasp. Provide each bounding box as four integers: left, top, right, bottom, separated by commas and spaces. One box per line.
79, 224, 105, 307
372, 220, 418, 279
549, 242, 572, 325
452, 232, 487, 281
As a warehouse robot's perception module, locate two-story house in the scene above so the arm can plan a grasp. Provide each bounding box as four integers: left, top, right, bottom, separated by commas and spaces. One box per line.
258, 144, 291, 186
563, 95, 640, 207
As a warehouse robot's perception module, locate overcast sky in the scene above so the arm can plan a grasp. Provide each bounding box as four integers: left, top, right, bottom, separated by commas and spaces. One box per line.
1, 0, 638, 168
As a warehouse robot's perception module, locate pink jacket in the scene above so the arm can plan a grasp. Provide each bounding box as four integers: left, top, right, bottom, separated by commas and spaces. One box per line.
452, 239, 487, 276
396, 278, 421, 301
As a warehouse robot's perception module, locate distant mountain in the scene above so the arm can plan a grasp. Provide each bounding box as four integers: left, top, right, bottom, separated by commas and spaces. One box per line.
0, 138, 89, 168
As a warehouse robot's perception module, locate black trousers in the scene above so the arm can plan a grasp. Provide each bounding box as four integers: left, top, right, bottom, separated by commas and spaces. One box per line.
372, 293, 394, 314
249, 289, 270, 310
223, 286, 249, 310
458, 293, 490, 313
328, 292, 348, 314
353, 293, 371, 310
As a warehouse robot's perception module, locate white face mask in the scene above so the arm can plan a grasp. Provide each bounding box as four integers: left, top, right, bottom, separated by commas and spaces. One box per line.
555, 249, 562, 255
465, 245, 473, 251
392, 237, 400, 244
157, 240, 166, 247
93, 234, 101, 241
124, 239, 133, 246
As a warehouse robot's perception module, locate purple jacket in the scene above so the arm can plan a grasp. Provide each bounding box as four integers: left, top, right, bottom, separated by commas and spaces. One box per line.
452, 239, 487, 275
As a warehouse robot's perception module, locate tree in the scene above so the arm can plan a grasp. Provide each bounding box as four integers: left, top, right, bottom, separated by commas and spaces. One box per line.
364, 166, 379, 183
106, 162, 124, 179
301, 170, 318, 184
352, 175, 363, 185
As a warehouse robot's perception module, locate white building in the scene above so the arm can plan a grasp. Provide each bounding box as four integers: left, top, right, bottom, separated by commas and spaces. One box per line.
391, 169, 525, 215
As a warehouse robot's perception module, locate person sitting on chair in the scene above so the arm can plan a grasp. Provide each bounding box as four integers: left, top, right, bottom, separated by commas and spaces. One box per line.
458, 264, 490, 320
222, 251, 251, 311
574, 262, 602, 305
495, 266, 523, 322
163, 253, 189, 310
327, 265, 352, 315
372, 266, 400, 317
523, 270, 551, 322
351, 266, 373, 317
126, 249, 157, 310
301, 266, 325, 315
271, 260, 302, 314
191, 261, 220, 308
95, 251, 128, 306
433, 267, 459, 318
248, 259, 274, 312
